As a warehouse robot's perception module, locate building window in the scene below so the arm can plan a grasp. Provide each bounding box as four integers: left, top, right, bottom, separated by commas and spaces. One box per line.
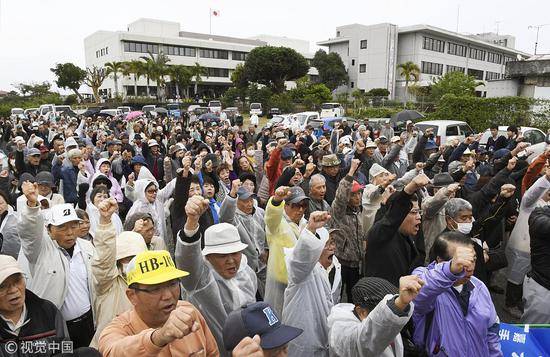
469, 47, 486, 61
421, 61, 443, 75
207, 68, 230, 77
123, 41, 193, 56
504, 56, 514, 63
487, 52, 503, 64
351, 59, 355, 66
199, 49, 229, 59
336, 31, 340, 37
446, 65, 465, 74
96, 50, 99, 58
422, 36, 445, 52
360, 40, 367, 49
106, 47, 108, 55
485, 71, 501, 80
467, 68, 484, 80
232, 51, 248, 61
350, 82, 354, 88
448, 42, 467, 57
359, 64, 366, 73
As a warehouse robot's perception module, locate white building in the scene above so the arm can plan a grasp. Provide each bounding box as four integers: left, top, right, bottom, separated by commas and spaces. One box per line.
84, 18, 317, 99
317, 23, 530, 101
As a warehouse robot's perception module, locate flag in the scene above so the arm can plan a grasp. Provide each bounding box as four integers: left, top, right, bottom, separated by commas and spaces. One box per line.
211, 9, 220, 17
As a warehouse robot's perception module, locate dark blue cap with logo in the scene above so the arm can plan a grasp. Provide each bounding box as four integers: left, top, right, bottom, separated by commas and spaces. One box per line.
223, 302, 303, 351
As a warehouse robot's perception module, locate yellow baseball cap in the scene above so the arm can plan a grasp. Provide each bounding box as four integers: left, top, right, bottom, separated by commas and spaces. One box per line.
126, 250, 189, 286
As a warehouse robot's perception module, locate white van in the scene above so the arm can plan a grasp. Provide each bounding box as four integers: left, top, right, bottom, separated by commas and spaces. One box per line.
100, 109, 123, 117
250, 103, 263, 116
295, 111, 321, 130
117, 106, 131, 114
38, 104, 55, 117
320, 103, 344, 118
208, 100, 222, 114
414, 120, 475, 146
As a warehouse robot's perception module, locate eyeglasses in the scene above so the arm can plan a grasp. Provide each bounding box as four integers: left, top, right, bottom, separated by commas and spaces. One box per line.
290, 202, 308, 210
132, 279, 180, 295
408, 209, 423, 216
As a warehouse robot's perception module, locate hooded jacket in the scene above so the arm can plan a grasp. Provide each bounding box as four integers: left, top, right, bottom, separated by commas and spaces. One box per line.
175, 228, 257, 357
126, 170, 176, 244
327, 296, 413, 357
282, 228, 337, 357
0, 205, 19, 259
93, 158, 124, 202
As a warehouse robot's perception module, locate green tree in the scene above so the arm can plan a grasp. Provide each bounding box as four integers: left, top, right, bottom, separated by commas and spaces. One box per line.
189, 63, 208, 96
104, 61, 125, 99
397, 61, 420, 102
140, 51, 171, 101
15, 82, 52, 97
247, 84, 272, 109
352, 89, 367, 109
221, 87, 240, 107
311, 49, 348, 91
123, 60, 144, 97
430, 71, 483, 102
50, 63, 86, 101
231, 63, 248, 89
83, 66, 107, 103
367, 88, 390, 97
243, 46, 309, 93
169, 65, 192, 99
303, 83, 332, 110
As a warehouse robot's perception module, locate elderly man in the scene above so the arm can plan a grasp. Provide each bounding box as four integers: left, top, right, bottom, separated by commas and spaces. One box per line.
306, 173, 331, 219
176, 195, 257, 356
444, 198, 488, 284
15, 141, 49, 176
98, 250, 218, 356
220, 180, 268, 296
412, 231, 502, 356
52, 148, 83, 204
282, 212, 340, 356
320, 154, 347, 205
18, 181, 97, 348
0, 255, 95, 356
329, 159, 365, 301
264, 186, 309, 316
364, 174, 430, 286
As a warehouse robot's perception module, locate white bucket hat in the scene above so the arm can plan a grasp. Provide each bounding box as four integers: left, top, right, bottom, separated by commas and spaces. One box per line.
202, 223, 248, 256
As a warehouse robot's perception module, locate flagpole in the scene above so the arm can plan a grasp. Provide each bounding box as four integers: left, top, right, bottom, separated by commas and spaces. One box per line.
209, 8, 212, 35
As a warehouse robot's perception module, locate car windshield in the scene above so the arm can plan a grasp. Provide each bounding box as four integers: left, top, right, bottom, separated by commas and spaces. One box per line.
309, 119, 323, 128
321, 103, 336, 110
415, 124, 439, 134
250, 103, 261, 109
12, 109, 24, 114
269, 116, 284, 124
209, 101, 221, 107
167, 104, 179, 110
296, 114, 308, 125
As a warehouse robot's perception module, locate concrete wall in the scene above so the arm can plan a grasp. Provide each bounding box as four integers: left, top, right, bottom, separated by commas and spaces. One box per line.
485, 79, 520, 97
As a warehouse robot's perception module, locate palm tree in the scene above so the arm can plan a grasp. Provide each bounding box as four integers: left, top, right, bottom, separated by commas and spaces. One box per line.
124, 60, 144, 97
140, 51, 171, 101
104, 61, 125, 99
397, 61, 421, 102
169, 65, 192, 99
84, 66, 107, 103
189, 62, 208, 97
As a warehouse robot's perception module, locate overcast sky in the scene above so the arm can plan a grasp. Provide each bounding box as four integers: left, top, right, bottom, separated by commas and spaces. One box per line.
1, 0, 549, 93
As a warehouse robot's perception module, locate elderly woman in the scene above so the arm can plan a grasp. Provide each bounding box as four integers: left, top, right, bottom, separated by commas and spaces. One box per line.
86, 186, 124, 238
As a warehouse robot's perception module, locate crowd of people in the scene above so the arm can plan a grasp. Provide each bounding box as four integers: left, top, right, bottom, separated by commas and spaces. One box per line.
0, 111, 549, 357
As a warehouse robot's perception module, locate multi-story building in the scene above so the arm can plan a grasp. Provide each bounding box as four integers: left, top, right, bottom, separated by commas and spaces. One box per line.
84, 18, 316, 99
318, 23, 530, 101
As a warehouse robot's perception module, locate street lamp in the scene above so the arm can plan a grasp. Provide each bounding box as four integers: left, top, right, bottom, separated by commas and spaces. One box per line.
528, 24, 550, 55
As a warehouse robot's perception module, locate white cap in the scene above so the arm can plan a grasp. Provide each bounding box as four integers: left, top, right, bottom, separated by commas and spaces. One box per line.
369, 163, 390, 182
0, 255, 24, 285
202, 223, 248, 256
47, 203, 81, 226
65, 137, 78, 149
365, 140, 377, 149
116, 231, 148, 261
148, 139, 159, 147
390, 136, 400, 143
339, 135, 353, 146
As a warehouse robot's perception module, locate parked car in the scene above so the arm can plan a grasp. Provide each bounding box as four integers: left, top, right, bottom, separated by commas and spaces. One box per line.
222, 108, 240, 125
208, 100, 222, 114
117, 106, 131, 114
38, 104, 75, 118
414, 120, 475, 146
24, 108, 38, 117
479, 125, 548, 163
99, 109, 123, 117
320, 102, 344, 118
250, 103, 263, 116
294, 111, 321, 130
309, 117, 358, 137
166, 103, 182, 118
267, 107, 282, 119
10, 108, 24, 120
264, 115, 292, 130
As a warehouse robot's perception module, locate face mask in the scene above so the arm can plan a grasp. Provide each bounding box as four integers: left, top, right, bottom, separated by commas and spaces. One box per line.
246, 149, 255, 156
452, 217, 473, 235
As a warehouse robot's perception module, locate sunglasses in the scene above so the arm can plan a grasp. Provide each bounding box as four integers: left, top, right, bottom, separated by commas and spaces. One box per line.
290, 202, 308, 210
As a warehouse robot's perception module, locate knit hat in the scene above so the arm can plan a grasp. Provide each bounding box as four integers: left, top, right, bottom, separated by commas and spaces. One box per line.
352, 277, 398, 311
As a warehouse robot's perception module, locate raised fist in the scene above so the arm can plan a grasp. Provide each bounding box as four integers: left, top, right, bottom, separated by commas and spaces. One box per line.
307, 211, 331, 233
274, 186, 291, 202
450, 245, 476, 275
22, 181, 39, 207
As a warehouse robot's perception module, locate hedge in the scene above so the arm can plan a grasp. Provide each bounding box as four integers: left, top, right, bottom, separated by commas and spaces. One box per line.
426, 94, 534, 132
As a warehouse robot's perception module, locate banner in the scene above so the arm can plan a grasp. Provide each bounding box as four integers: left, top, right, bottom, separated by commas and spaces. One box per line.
499, 323, 550, 356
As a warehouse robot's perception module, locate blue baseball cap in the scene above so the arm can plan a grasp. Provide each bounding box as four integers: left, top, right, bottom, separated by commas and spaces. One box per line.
281, 148, 294, 160
237, 187, 255, 200
223, 302, 303, 351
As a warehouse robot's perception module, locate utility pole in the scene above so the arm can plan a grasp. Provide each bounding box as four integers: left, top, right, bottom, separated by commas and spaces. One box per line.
456, 5, 460, 33
528, 24, 550, 55
495, 21, 502, 35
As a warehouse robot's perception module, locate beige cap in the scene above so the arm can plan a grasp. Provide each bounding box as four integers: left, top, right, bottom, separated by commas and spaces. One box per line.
0, 255, 24, 285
